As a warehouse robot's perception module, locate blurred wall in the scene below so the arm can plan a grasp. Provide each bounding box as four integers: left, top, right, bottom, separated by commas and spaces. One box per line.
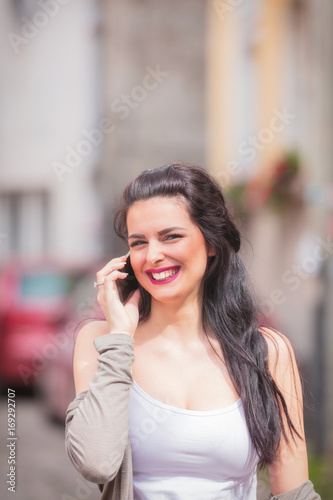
97, 0, 206, 256
0, 0, 103, 265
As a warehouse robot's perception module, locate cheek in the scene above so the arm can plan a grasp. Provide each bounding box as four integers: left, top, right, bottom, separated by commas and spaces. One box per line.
190, 238, 209, 260
130, 254, 148, 285
129, 254, 141, 275
190, 243, 210, 276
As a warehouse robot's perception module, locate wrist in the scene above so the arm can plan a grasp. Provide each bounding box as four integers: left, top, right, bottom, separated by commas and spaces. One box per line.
94, 332, 135, 355
107, 331, 134, 338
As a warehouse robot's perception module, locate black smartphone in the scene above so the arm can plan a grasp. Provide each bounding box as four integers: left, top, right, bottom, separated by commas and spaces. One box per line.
117, 252, 139, 303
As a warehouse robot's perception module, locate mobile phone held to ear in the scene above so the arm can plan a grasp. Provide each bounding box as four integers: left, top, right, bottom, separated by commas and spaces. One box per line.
117, 252, 139, 303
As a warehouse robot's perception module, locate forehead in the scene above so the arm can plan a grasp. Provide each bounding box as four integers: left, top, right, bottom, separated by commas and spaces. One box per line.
126, 196, 191, 231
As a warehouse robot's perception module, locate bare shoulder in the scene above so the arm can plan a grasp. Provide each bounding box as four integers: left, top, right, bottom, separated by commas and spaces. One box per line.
258, 326, 303, 413
73, 320, 109, 396
74, 320, 110, 347
258, 326, 296, 374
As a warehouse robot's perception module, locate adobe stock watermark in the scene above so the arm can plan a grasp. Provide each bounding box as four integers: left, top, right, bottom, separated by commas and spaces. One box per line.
7, 0, 72, 54
214, 106, 296, 188
261, 235, 333, 317
63, 455, 138, 499
237, 107, 295, 162
212, 0, 243, 21
52, 65, 169, 183
17, 294, 98, 385
130, 404, 171, 453
17, 324, 72, 386
61, 475, 96, 500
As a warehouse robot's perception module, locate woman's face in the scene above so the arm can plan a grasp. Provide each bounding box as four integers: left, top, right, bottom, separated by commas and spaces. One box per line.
126, 196, 214, 305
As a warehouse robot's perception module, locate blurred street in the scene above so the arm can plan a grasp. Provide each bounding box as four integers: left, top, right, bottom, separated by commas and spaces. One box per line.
0, 392, 100, 500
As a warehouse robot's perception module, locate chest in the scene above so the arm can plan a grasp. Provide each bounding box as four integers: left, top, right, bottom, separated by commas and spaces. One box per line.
131, 339, 239, 412
128, 384, 259, 498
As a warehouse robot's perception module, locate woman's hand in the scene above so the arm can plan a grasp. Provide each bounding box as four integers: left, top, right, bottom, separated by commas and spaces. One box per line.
96, 254, 140, 337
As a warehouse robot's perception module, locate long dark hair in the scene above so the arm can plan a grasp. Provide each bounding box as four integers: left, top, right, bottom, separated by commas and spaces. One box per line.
114, 162, 301, 467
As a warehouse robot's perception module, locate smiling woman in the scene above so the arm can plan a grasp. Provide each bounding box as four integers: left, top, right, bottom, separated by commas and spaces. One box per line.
65, 163, 320, 500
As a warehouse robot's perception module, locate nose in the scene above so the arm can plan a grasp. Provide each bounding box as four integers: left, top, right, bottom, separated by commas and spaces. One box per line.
146, 240, 165, 265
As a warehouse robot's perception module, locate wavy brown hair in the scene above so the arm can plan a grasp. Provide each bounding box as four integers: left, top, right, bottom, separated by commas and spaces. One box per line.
114, 162, 302, 467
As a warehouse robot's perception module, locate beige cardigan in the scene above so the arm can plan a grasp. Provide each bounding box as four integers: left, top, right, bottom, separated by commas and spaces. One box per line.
64, 333, 320, 500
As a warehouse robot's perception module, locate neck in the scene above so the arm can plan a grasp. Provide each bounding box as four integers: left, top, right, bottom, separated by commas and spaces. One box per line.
144, 295, 207, 345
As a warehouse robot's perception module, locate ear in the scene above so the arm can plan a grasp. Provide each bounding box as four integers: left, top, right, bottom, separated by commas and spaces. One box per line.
207, 245, 216, 257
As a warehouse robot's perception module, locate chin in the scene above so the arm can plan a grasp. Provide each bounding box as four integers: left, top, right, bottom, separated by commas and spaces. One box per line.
149, 288, 181, 302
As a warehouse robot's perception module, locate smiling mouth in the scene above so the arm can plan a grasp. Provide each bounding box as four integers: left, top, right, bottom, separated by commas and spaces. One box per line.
146, 266, 180, 283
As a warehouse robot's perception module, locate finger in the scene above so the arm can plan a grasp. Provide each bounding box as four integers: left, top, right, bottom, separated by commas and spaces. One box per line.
97, 254, 128, 273
103, 270, 128, 286
109, 271, 129, 280
97, 273, 120, 301
98, 259, 127, 274
100, 271, 130, 304
96, 273, 127, 288
96, 261, 127, 282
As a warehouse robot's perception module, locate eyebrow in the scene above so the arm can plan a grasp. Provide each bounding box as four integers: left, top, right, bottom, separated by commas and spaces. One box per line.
127, 226, 186, 240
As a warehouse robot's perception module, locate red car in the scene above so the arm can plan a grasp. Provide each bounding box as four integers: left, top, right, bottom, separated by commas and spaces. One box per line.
0, 258, 84, 389
34, 266, 104, 422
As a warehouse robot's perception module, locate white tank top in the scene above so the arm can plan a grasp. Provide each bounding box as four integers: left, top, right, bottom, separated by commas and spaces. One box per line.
128, 380, 259, 500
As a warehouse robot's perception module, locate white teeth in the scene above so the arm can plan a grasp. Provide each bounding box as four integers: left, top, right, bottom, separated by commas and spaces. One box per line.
151, 268, 178, 281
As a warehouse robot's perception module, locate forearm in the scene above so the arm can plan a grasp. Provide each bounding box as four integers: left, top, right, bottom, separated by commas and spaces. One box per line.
65, 333, 135, 484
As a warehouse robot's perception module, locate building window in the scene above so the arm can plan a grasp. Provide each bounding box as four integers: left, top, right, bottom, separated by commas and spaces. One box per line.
11, 0, 40, 18
0, 191, 49, 262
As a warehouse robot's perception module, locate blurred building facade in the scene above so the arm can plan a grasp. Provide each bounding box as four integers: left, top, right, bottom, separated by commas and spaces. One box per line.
0, 0, 103, 265
96, 0, 206, 256
206, 0, 333, 455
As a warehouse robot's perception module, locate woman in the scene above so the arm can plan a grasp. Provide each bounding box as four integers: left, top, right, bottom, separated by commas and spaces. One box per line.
65, 163, 320, 499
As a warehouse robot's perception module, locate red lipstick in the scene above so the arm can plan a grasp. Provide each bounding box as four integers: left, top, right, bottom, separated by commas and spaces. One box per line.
145, 266, 178, 273
145, 266, 180, 285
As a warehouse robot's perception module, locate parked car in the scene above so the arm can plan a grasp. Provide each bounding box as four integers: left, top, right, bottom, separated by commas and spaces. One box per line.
0, 258, 86, 390
34, 264, 104, 422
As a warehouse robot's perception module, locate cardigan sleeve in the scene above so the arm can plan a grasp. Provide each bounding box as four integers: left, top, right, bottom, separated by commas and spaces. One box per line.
64, 332, 135, 484
266, 480, 321, 499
